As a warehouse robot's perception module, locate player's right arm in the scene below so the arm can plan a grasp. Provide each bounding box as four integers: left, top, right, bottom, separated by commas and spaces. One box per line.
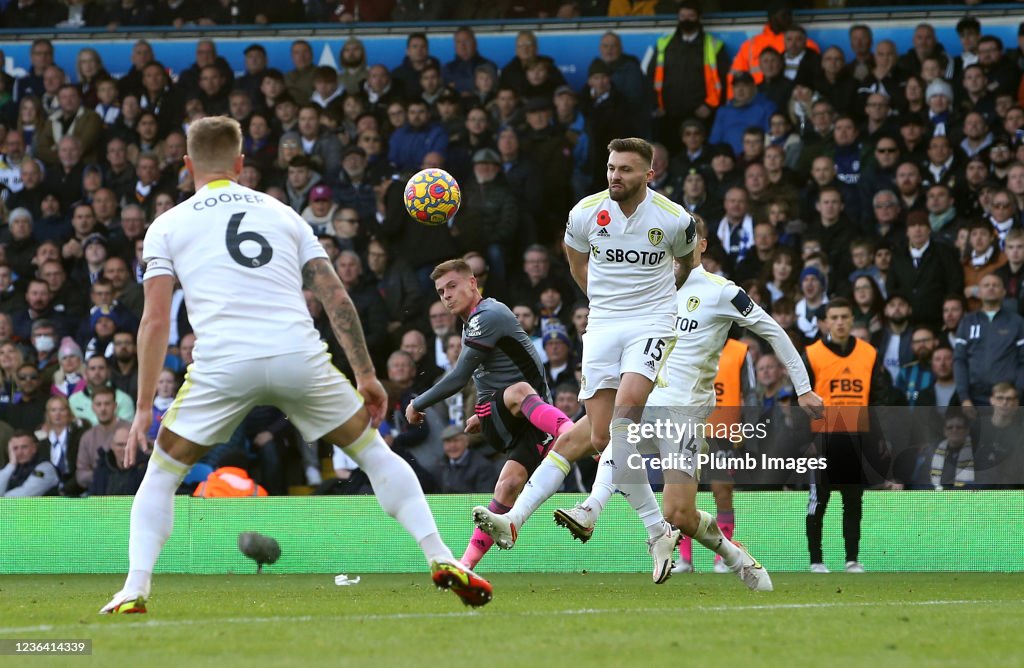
407, 344, 488, 423
727, 285, 824, 419
674, 211, 699, 288
302, 257, 387, 425
563, 209, 589, 294
565, 245, 589, 294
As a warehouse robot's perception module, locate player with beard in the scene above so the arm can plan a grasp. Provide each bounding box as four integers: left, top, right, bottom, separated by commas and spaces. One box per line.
474, 138, 698, 582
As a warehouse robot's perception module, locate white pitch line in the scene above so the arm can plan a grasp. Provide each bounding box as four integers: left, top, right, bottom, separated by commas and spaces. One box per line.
0, 599, 1012, 635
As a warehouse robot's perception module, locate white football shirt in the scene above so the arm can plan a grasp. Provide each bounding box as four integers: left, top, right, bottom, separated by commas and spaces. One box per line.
649, 268, 811, 408
564, 188, 696, 321
143, 180, 329, 365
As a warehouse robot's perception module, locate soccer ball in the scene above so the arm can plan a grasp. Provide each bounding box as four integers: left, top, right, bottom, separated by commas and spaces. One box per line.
404, 168, 461, 225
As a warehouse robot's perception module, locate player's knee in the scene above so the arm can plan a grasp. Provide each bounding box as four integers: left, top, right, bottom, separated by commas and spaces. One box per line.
503, 382, 532, 412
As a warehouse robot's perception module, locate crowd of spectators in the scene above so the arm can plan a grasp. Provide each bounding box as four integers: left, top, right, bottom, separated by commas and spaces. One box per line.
2, 2, 1024, 497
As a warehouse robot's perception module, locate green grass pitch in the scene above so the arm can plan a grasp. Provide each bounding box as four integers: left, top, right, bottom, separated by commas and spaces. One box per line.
0, 573, 1020, 666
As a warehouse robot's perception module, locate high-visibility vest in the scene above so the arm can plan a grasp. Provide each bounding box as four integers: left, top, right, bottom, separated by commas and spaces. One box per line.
806, 338, 876, 433
708, 339, 747, 429
193, 466, 269, 497
653, 31, 724, 110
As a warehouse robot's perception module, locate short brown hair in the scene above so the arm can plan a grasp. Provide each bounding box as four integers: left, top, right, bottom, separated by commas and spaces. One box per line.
91, 385, 116, 402
607, 137, 653, 167
826, 297, 854, 315
187, 116, 242, 173
430, 258, 473, 281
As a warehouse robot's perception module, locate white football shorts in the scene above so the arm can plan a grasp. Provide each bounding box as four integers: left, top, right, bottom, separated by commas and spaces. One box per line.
161, 346, 362, 445
578, 314, 676, 401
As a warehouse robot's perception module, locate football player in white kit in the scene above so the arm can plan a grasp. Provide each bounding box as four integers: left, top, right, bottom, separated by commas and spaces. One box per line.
475, 138, 697, 580
100, 117, 492, 614
555, 216, 824, 588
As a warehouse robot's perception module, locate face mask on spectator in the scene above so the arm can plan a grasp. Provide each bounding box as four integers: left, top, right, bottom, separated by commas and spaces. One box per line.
34, 336, 55, 354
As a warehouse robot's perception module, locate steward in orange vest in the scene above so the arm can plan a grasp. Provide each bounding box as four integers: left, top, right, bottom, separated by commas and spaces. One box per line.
801, 298, 888, 572
193, 466, 269, 498
708, 338, 755, 432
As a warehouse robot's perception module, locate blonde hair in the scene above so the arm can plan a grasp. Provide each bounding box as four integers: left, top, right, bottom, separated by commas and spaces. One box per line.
186, 116, 242, 173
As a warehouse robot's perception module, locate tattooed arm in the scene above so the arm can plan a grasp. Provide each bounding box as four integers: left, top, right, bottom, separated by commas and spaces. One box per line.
302, 257, 387, 424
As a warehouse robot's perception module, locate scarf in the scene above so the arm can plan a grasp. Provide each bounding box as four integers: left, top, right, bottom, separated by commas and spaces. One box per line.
48, 428, 69, 475
135, 181, 152, 203
991, 217, 1014, 248
154, 395, 174, 411
930, 439, 975, 489
909, 241, 930, 263
929, 207, 956, 233
971, 245, 995, 267
716, 214, 755, 264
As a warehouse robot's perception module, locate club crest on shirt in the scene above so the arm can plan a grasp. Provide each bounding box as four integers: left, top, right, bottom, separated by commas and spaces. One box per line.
648, 228, 664, 246
686, 296, 700, 312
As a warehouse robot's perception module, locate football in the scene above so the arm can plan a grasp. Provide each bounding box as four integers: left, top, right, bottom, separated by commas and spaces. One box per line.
403, 168, 461, 225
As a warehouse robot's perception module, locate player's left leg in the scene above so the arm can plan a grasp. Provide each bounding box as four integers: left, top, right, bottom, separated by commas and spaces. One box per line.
101, 427, 205, 614
502, 381, 574, 438
462, 460, 528, 567
663, 467, 772, 592
328, 411, 491, 605
711, 480, 735, 573
556, 374, 662, 535
279, 351, 491, 606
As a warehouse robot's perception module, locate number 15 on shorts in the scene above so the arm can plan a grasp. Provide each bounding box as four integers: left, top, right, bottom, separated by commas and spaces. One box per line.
643, 338, 666, 362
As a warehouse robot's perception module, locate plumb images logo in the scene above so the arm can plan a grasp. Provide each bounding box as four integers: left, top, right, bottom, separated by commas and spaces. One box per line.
623, 418, 827, 475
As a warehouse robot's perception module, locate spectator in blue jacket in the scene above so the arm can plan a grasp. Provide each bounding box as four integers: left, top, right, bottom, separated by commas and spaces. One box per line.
710, 71, 776, 156
388, 100, 448, 171
442, 27, 497, 96
954, 273, 1024, 407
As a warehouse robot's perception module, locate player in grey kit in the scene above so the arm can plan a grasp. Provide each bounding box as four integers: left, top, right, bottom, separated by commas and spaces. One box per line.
406, 259, 575, 567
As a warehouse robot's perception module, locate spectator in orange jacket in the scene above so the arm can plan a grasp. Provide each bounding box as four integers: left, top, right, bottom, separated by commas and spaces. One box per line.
728, 4, 819, 97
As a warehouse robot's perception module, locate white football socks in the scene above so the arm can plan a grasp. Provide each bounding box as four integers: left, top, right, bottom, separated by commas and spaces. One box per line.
344, 427, 453, 564
123, 445, 189, 598
583, 444, 616, 514
507, 451, 570, 527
